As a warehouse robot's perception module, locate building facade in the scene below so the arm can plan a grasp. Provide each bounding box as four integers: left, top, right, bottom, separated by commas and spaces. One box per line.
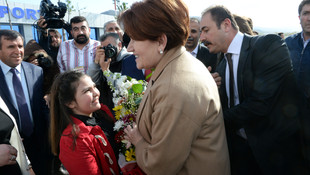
0, 1, 115, 43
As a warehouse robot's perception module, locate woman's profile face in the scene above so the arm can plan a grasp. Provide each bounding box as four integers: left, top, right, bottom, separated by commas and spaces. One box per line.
127, 39, 162, 70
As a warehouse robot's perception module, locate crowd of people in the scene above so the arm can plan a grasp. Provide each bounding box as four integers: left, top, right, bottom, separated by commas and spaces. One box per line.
0, 0, 309, 174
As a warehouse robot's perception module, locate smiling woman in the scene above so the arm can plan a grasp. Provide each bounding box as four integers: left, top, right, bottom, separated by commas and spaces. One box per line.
49, 70, 120, 175
119, 0, 230, 174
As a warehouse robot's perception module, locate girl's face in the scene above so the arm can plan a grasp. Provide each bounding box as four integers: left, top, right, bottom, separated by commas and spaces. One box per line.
68, 75, 101, 117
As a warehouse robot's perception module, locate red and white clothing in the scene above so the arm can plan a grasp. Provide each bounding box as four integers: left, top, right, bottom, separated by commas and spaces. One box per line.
57, 39, 100, 73
59, 105, 119, 175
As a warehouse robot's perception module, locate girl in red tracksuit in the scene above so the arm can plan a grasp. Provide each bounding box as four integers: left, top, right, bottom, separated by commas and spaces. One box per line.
49, 70, 119, 175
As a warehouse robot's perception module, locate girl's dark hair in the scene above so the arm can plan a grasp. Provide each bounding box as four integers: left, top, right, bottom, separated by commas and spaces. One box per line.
49, 70, 85, 155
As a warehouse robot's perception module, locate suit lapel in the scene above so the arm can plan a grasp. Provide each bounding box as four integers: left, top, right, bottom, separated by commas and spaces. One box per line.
196, 44, 201, 58
0, 65, 19, 119
21, 62, 34, 106
237, 35, 252, 103
217, 53, 229, 109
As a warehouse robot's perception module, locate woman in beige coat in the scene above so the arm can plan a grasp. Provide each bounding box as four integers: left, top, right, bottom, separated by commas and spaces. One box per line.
121, 0, 230, 174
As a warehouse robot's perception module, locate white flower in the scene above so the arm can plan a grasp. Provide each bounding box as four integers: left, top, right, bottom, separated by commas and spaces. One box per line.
131, 79, 139, 84
114, 120, 124, 131
113, 97, 122, 106
124, 81, 132, 89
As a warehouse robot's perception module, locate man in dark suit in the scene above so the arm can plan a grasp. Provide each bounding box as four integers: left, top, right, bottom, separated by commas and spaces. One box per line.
0, 30, 50, 175
200, 5, 310, 175
185, 17, 218, 72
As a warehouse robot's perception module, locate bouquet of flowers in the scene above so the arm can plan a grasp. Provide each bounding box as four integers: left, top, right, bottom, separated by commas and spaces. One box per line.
103, 70, 147, 175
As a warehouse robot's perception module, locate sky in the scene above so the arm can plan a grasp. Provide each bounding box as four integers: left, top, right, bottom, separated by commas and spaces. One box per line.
9, 0, 302, 33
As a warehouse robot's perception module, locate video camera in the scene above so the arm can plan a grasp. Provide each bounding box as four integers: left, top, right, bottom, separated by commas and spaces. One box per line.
40, 0, 67, 29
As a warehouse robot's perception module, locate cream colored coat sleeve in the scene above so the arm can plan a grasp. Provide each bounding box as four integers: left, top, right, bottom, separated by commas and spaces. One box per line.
135, 47, 230, 175
0, 97, 30, 175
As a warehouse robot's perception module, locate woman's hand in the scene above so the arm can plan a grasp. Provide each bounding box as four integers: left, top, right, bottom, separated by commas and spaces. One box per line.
124, 122, 143, 148
0, 144, 17, 167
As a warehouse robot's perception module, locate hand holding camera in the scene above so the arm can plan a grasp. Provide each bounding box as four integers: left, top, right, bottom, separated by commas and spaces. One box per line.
95, 45, 112, 72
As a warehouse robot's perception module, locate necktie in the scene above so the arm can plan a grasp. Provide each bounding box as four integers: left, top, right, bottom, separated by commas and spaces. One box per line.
10, 68, 33, 137
226, 53, 235, 107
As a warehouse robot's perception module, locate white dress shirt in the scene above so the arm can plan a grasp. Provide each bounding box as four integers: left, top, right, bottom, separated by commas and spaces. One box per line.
225, 32, 244, 108
225, 32, 247, 139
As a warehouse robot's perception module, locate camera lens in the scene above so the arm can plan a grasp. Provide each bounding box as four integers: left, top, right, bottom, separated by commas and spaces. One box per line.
103, 44, 117, 58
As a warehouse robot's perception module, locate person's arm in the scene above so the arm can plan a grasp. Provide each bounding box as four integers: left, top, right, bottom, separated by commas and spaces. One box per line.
87, 46, 111, 85
62, 21, 73, 40
60, 136, 101, 175
125, 82, 203, 174
56, 44, 65, 73
37, 16, 49, 50
224, 35, 292, 126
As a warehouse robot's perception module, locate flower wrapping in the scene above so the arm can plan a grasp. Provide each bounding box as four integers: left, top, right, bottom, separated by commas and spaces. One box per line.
103, 71, 147, 174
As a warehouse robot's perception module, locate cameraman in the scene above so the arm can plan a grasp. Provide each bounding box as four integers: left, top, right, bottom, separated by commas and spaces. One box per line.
88, 32, 132, 111
37, 16, 71, 61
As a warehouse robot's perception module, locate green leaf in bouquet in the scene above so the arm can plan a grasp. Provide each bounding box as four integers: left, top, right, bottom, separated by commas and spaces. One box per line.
132, 84, 143, 94
127, 76, 132, 81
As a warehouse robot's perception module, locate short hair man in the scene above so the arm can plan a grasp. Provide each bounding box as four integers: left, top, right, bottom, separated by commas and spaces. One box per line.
285, 0, 310, 103
200, 5, 310, 175
57, 16, 100, 73
0, 30, 50, 174
185, 17, 218, 72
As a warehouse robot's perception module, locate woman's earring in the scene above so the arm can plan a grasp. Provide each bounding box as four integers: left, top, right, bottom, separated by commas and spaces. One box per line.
159, 49, 163, 54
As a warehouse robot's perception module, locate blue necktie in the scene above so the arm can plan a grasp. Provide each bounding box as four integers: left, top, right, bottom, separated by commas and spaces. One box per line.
10, 68, 33, 137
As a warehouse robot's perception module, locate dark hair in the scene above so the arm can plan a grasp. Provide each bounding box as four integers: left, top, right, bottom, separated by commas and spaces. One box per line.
49, 70, 86, 155
202, 5, 239, 30
299, 0, 310, 15
234, 14, 254, 35
0, 30, 24, 49
119, 0, 189, 51
48, 29, 62, 39
99, 32, 120, 44
70, 16, 88, 26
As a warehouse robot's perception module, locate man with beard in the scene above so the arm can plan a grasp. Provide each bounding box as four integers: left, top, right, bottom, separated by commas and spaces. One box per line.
57, 16, 100, 73
39, 29, 62, 61
185, 17, 218, 72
